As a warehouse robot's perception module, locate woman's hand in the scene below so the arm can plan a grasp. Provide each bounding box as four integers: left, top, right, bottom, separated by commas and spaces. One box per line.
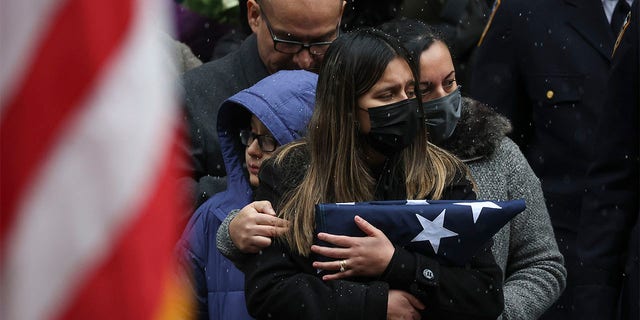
387, 290, 425, 320
311, 215, 395, 280
229, 201, 290, 253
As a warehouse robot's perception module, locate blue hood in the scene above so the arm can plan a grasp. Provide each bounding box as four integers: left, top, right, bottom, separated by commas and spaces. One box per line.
180, 71, 316, 320
216, 70, 317, 195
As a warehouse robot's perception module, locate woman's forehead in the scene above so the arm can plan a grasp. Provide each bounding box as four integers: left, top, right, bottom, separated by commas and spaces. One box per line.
372, 58, 414, 88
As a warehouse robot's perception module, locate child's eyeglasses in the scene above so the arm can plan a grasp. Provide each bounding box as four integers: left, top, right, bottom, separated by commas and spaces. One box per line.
239, 130, 278, 152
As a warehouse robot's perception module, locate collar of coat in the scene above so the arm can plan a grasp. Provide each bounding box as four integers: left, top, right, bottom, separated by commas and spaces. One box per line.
436, 97, 512, 162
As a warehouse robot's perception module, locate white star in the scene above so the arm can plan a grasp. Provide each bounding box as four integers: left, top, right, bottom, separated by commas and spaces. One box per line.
410, 210, 458, 254
454, 201, 502, 223
406, 199, 429, 205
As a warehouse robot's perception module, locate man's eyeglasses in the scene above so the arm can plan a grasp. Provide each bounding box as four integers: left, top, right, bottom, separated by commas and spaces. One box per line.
260, 7, 338, 56
240, 129, 278, 152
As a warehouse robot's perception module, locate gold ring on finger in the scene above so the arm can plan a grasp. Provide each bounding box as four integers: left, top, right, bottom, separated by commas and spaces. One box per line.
339, 259, 347, 272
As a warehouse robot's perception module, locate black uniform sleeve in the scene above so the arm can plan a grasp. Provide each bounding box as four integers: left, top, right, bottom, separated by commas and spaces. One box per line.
468, 0, 532, 148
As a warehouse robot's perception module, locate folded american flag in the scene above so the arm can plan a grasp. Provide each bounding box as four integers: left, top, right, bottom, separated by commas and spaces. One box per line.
314, 199, 526, 266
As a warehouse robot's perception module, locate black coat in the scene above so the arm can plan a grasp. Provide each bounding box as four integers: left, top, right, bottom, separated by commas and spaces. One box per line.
591, 1, 639, 319
469, 0, 639, 318
237, 144, 504, 320
181, 34, 269, 209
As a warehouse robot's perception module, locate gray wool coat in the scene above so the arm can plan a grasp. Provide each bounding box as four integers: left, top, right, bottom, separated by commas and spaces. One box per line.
440, 97, 567, 319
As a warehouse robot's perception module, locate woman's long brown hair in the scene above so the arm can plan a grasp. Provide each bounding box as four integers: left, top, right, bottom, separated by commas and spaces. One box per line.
274, 29, 469, 256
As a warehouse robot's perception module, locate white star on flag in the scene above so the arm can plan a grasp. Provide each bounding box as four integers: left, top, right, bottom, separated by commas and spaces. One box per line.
454, 201, 502, 223
410, 209, 458, 253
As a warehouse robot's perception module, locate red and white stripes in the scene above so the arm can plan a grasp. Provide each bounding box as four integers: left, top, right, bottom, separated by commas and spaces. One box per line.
1, 0, 187, 319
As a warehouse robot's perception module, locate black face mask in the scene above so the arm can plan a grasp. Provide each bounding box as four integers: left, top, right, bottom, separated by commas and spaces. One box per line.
423, 87, 462, 144
361, 98, 421, 156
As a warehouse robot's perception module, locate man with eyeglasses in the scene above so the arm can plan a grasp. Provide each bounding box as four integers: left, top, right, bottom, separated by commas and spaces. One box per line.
181, 0, 345, 213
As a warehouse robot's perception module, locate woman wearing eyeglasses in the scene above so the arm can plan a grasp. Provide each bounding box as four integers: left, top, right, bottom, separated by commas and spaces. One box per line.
176, 70, 317, 320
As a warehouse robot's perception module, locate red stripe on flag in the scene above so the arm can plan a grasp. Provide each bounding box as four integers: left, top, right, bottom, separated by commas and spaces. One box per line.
0, 0, 133, 255
54, 130, 189, 320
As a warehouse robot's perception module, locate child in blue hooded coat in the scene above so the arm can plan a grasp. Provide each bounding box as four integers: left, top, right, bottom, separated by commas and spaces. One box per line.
177, 70, 317, 320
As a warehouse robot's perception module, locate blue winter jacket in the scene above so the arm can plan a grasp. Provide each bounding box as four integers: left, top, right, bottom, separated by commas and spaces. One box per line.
177, 70, 317, 320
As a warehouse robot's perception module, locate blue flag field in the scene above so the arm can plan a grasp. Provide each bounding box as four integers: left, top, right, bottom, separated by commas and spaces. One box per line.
314, 199, 526, 266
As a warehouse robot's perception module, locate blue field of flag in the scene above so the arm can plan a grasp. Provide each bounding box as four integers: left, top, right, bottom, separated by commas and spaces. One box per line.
314, 199, 526, 266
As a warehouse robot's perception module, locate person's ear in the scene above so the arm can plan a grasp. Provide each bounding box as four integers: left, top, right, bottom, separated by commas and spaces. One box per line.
247, 0, 261, 34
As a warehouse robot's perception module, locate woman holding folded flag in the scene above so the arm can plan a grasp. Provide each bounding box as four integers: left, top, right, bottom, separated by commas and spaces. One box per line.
228, 28, 504, 320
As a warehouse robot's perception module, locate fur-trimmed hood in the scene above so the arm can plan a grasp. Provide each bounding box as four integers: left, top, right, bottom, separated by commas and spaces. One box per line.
437, 97, 512, 162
